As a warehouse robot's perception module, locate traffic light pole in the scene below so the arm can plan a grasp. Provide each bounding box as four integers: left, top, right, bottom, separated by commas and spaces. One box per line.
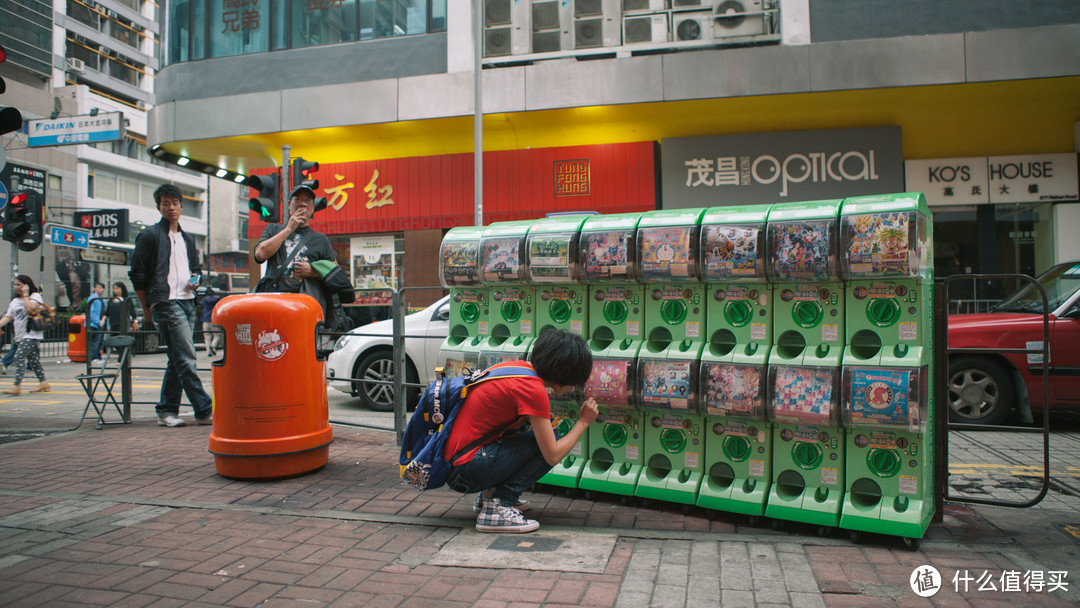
282, 145, 291, 202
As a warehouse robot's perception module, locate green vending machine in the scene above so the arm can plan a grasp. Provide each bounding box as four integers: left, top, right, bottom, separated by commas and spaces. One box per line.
697, 204, 772, 515
538, 387, 589, 488
438, 226, 487, 377
838, 192, 934, 542
766, 200, 844, 368
765, 364, 845, 527
480, 220, 537, 357
635, 358, 703, 504
700, 204, 773, 366
697, 361, 770, 515
526, 214, 590, 338
637, 208, 708, 360
579, 213, 645, 360
578, 358, 643, 496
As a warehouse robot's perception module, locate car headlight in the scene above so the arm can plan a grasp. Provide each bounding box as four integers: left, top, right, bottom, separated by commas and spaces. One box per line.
333, 335, 352, 352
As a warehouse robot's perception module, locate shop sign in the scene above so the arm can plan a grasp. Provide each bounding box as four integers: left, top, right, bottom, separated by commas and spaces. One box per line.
28, 112, 125, 147
80, 247, 127, 265
904, 157, 989, 205
74, 209, 129, 242
906, 153, 1078, 206
660, 127, 904, 208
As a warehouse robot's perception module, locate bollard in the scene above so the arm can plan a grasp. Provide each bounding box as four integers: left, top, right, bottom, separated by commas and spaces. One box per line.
208, 293, 333, 479
68, 315, 87, 362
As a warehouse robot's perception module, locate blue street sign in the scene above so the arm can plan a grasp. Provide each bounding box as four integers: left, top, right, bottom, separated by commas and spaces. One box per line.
49, 224, 90, 249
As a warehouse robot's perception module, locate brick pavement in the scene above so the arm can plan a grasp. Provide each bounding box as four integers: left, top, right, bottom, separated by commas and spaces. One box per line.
0, 415, 1077, 606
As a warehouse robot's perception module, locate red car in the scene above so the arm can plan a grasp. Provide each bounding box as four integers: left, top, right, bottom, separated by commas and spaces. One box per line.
947, 261, 1080, 425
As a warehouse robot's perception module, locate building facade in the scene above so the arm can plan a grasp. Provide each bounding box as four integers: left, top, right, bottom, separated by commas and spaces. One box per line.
146, 1, 1080, 310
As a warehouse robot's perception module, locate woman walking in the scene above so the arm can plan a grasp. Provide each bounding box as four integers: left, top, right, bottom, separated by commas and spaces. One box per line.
107, 281, 139, 337
0, 275, 50, 395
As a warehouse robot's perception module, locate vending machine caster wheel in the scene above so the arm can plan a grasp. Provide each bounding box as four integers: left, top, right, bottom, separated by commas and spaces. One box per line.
816, 525, 833, 537
771, 519, 783, 531
583, 491, 594, 500
747, 516, 760, 527
903, 537, 921, 551
849, 531, 862, 544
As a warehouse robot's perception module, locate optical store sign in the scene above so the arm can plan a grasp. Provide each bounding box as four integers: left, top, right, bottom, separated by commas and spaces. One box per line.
906, 153, 1078, 206
660, 127, 904, 208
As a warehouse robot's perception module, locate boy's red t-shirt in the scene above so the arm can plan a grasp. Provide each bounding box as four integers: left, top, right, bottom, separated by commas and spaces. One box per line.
443, 361, 551, 466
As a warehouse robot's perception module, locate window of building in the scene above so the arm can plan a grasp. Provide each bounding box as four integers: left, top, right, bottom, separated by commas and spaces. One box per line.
208, 0, 271, 58
292, 0, 357, 46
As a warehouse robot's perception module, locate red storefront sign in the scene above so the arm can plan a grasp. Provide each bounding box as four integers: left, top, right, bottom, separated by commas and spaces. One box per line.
248, 142, 656, 238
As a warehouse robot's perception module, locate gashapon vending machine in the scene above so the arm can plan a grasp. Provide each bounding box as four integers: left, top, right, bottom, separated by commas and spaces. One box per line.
839, 193, 935, 542
526, 214, 590, 338
479, 220, 536, 363
437, 226, 487, 377
538, 385, 589, 489
577, 213, 646, 495
764, 200, 846, 527
634, 208, 708, 503
696, 204, 773, 514
577, 358, 642, 495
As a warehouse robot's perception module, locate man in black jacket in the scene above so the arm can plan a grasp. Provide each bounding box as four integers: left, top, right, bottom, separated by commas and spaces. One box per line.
129, 184, 213, 428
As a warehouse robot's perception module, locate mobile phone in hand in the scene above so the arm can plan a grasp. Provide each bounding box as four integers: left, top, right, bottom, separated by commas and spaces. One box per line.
187, 275, 201, 287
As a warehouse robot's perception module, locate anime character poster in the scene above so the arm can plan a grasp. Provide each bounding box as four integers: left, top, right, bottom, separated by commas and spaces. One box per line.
770, 220, 834, 281
641, 360, 693, 410
846, 212, 913, 277
584, 359, 631, 407
847, 367, 915, 427
702, 226, 763, 281
640, 226, 693, 280
478, 350, 519, 370
771, 366, 835, 425
702, 363, 763, 417
528, 234, 574, 282
440, 242, 480, 285
482, 237, 522, 283
582, 231, 632, 281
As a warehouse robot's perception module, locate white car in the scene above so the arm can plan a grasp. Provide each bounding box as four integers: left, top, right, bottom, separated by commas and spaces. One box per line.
327, 295, 449, 411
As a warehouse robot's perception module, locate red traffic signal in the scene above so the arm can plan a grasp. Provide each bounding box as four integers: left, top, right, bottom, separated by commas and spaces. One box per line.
0, 44, 23, 137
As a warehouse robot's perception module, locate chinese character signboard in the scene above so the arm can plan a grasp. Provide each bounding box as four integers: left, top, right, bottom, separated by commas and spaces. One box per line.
660, 127, 904, 208
554, 159, 590, 196
906, 153, 1078, 206
28, 112, 125, 147
74, 209, 130, 242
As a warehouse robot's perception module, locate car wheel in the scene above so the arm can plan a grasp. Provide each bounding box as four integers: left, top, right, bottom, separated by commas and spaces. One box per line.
947, 357, 1015, 425
352, 349, 419, 412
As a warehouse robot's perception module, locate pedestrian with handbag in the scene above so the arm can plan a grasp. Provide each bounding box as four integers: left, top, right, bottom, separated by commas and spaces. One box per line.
0, 275, 50, 395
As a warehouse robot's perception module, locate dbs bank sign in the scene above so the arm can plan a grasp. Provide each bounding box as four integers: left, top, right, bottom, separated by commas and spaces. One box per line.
74, 209, 129, 242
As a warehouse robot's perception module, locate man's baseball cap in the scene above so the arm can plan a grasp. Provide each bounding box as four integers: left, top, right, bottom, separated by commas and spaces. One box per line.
290, 185, 316, 199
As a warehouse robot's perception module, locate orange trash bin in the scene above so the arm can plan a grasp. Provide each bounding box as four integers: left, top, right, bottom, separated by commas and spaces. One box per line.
68, 315, 86, 362
208, 293, 333, 479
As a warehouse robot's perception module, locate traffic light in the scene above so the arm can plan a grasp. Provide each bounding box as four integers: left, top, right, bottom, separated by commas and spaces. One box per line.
3, 191, 29, 243
246, 171, 281, 223
0, 45, 23, 137
292, 157, 319, 192
17, 189, 42, 251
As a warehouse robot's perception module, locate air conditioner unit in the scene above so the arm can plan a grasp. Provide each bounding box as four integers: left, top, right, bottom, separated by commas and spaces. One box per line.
484, 0, 531, 56
532, 0, 572, 53
574, 0, 621, 48
622, 0, 665, 14
713, 0, 766, 38
673, 11, 712, 42
136, 100, 148, 110
622, 13, 668, 44
66, 57, 86, 73
672, 0, 705, 7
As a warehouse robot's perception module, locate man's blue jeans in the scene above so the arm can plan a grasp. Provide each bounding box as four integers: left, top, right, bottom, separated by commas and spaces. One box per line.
151, 299, 212, 419
446, 431, 552, 506
88, 326, 104, 361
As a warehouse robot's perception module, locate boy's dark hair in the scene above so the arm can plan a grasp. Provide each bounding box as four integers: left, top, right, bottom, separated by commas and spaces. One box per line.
94, 282, 106, 290
153, 184, 183, 208
529, 329, 592, 387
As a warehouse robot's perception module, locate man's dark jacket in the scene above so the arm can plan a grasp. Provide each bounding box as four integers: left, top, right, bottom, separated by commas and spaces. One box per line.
129, 218, 202, 306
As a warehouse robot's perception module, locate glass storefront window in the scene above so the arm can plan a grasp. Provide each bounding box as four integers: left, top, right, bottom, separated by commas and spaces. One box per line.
208, 0, 270, 58
291, 0, 358, 47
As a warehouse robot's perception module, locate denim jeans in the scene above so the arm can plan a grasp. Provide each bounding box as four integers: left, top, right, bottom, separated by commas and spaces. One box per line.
445, 431, 552, 505
152, 299, 213, 419
88, 326, 105, 361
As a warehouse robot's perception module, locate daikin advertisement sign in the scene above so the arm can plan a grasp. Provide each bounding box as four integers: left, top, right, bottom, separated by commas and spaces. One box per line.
660, 127, 904, 208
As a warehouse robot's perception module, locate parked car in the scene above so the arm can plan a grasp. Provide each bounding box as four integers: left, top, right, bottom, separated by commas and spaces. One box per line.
327, 295, 449, 411
947, 260, 1080, 425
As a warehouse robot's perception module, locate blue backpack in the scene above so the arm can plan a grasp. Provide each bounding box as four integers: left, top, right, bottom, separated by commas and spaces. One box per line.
399, 364, 537, 491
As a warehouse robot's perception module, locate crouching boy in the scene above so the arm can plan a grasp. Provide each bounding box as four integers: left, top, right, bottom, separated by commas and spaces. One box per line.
444, 329, 598, 533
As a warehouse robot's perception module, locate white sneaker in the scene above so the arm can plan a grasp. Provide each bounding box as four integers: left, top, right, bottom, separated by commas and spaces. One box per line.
476, 498, 539, 533
473, 492, 530, 513
157, 414, 186, 427
91, 359, 105, 366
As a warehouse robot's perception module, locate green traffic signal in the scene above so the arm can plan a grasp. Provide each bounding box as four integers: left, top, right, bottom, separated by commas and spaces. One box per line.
246, 172, 281, 223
